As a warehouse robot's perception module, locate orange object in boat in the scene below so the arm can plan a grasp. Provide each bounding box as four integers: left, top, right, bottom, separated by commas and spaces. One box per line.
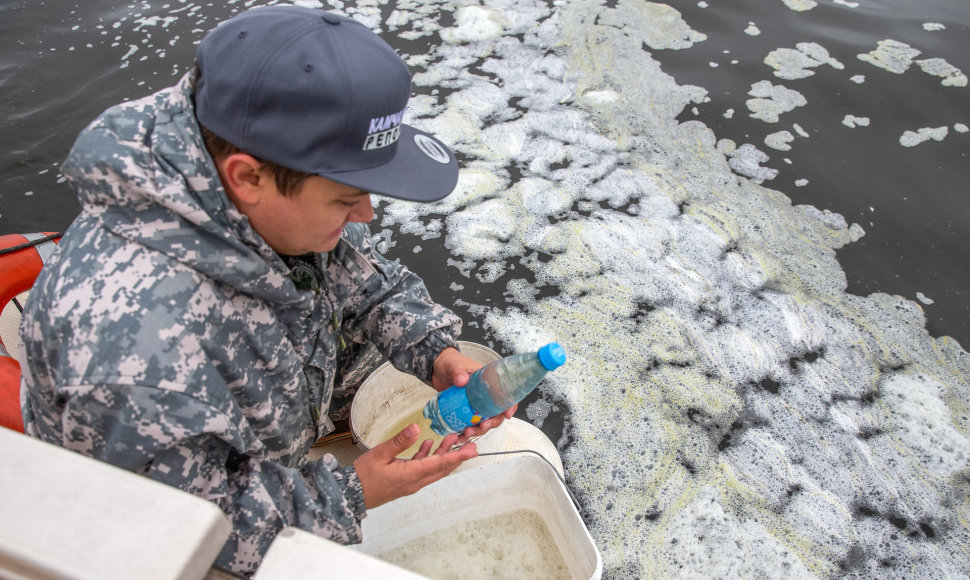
0, 232, 61, 432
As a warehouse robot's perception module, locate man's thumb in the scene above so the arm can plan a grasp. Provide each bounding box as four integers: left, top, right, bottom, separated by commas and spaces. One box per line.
380, 423, 419, 457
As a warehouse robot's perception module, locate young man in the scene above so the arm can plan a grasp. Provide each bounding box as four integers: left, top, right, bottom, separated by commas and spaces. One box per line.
18, 5, 510, 574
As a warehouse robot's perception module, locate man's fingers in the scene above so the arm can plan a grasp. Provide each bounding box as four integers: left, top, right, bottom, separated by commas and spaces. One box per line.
376, 423, 419, 460
412, 441, 478, 484
434, 433, 460, 455
355, 433, 477, 509
411, 438, 434, 459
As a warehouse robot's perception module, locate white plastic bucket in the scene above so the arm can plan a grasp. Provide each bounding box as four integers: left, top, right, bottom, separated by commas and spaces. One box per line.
354, 454, 602, 580
349, 341, 508, 457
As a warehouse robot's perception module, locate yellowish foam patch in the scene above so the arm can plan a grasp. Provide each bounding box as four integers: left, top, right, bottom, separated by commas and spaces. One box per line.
378, 0, 970, 577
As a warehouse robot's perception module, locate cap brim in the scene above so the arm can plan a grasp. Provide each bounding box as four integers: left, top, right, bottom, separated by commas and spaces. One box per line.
318, 125, 459, 203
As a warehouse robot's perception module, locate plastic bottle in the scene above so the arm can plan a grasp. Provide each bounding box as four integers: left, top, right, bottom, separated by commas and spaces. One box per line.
423, 343, 567, 435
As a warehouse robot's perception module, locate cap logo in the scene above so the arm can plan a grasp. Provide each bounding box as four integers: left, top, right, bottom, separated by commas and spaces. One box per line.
414, 134, 451, 164
364, 109, 404, 151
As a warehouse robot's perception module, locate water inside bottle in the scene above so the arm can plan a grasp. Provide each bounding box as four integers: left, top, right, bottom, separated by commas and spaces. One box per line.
375, 508, 571, 579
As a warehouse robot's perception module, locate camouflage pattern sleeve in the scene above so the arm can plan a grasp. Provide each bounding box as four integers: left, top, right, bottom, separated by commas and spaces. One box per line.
152, 437, 364, 574
327, 223, 462, 383
25, 381, 365, 575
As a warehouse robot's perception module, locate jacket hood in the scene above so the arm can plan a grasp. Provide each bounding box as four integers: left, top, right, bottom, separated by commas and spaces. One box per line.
61, 73, 309, 309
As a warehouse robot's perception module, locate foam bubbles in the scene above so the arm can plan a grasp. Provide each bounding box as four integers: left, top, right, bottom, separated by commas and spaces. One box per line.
440, 6, 507, 44
662, 486, 816, 577
765, 42, 844, 80
729, 143, 780, 182
371, 1, 970, 577
746, 80, 808, 123
781, 0, 817, 12
595, 2, 707, 50
880, 374, 970, 476
858, 39, 921, 74
842, 115, 870, 128
899, 126, 948, 147
916, 58, 968, 87
765, 130, 795, 151
377, 509, 570, 579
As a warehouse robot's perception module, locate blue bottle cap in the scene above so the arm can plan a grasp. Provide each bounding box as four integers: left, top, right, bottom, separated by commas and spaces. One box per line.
538, 343, 566, 370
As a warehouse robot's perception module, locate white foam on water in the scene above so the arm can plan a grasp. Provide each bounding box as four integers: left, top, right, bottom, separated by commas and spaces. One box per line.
440, 6, 507, 44
899, 126, 948, 147
916, 58, 968, 87
746, 80, 808, 123
765, 130, 795, 151
842, 115, 870, 128
880, 374, 970, 475
781, 0, 817, 12
765, 42, 843, 80
662, 486, 816, 578
595, 2, 706, 50
857, 39, 921, 74
728, 143, 780, 183
376, 1, 970, 577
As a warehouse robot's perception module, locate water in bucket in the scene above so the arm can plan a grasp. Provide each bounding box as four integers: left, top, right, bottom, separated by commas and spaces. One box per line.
378, 402, 444, 457
375, 508, 570, 579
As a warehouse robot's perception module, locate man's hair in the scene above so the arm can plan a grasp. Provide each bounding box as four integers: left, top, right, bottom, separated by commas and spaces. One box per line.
192, 65, 312, 197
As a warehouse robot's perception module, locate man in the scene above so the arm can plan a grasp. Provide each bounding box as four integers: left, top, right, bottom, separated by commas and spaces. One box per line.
18, 5, 510, 574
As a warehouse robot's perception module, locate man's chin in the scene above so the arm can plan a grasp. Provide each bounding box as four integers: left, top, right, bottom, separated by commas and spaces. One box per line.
315, 233, 343, 254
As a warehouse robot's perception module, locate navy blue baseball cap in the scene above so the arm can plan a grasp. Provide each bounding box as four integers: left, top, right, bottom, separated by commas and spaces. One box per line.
195, 5, 458, 202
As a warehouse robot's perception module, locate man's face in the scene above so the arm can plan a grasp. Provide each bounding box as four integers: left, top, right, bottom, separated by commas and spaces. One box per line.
247, 172, 374, 256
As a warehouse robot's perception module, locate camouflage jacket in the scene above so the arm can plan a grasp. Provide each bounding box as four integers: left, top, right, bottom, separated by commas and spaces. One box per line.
19, 72, 462, 574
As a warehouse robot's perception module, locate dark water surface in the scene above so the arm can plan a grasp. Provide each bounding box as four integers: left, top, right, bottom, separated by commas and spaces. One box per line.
651, 0, 969, 349
2, 0, 966, 348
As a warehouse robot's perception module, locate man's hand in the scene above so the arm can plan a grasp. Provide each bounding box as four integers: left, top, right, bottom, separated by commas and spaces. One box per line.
430, 346, 482, 392
430, 346, 517, 444
353, 423, 477, 509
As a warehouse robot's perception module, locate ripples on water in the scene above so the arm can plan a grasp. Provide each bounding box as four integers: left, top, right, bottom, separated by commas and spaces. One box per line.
1, 1, 968, 578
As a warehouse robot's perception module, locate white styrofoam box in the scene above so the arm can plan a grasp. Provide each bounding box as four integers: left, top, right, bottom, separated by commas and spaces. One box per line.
0, 426, 230, 580
355, 454, 602, 580
253, 527, 428, 579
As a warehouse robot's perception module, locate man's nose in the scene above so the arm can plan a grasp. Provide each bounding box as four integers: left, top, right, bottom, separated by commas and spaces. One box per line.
350, 194, 374, 223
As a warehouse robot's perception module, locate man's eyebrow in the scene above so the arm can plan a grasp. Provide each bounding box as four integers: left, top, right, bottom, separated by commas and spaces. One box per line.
344, 191, 371, 202
341, 189, 370, 198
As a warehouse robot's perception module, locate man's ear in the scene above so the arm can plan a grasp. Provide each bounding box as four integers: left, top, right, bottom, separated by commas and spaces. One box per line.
219, 153, 266, 205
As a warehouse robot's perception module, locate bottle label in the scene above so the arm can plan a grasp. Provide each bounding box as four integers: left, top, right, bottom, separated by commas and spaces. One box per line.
435, 386, 482, 432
